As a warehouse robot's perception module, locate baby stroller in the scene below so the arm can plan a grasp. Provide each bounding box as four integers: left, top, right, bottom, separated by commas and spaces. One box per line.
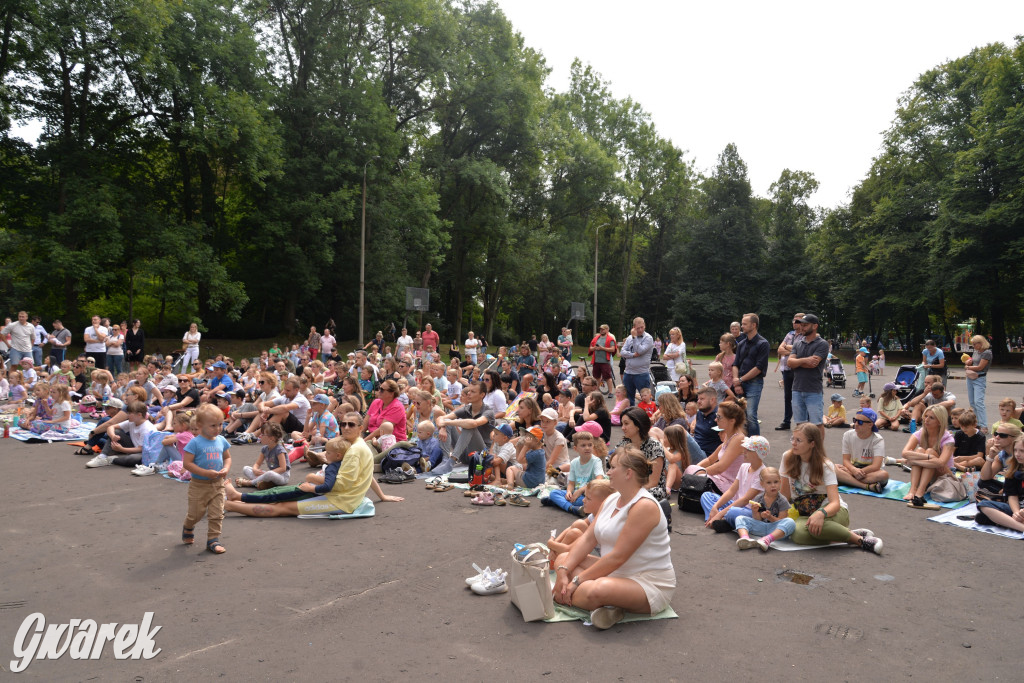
650, 361, 671, 384
825, 356, 846, 388
895, 364, 926, 405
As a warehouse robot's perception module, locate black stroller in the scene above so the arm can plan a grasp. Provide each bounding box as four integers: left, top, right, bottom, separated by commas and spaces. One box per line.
825, 356, 846, 388
895, 364, 926, 405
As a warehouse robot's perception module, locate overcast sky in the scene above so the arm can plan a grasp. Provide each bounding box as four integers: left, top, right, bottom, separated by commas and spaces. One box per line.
493, 1, 1024, 208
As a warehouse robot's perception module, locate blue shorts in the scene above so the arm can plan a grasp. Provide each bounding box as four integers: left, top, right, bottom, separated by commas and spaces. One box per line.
792, 391, 824, 425
857, 371, 868, 383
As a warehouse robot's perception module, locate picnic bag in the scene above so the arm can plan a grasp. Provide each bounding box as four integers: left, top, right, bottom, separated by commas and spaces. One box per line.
508, 543, 555, 622
960, 470, 981, 502
677, 470, 714, 514
927, 473, 967, 503
792, 494, 828, 517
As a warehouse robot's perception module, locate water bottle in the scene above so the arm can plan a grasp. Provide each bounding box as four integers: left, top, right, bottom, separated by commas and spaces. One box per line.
472, 462, 484, 488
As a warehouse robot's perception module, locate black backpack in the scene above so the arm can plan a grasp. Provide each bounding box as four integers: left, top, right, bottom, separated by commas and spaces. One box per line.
677, 472, 715, 514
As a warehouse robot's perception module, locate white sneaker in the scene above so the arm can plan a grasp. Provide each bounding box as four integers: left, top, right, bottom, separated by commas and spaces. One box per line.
736, 537, 759, 550
850, 528, 874, 539
471, 569, 508, 595
465, 564, 490, 586
86, 455, 111, 468
133, 465, 156, 476
590, 606, 625, 630
884, 456, 903, 466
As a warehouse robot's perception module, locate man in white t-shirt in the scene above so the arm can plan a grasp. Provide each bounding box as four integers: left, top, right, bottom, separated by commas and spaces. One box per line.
395, 328, 413, 359
83, 315, 109, 370
465, 331, 480, 364
320, 331, 336, 358
238, 377, 310, 443
836, 408, 889, 491
1, 311, 35, 365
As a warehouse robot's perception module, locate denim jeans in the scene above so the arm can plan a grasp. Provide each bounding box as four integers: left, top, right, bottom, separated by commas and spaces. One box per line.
7, 348, 31, 365
741, 378, 763, 435
734, 515, 797, 539
699, 492, 751, 526
622, 372, 651, 407
966, 376, 988, 429
547, 489, 583, 515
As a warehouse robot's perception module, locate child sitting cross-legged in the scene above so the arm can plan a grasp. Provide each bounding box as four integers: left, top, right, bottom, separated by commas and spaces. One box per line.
952, 409, 986, 471
504, 426, 546, 490
542, 430, 605, 516
235, 421, 290, 489
545, 479, 614, 563
734, 467, 796, 551
487, 423, 517, 483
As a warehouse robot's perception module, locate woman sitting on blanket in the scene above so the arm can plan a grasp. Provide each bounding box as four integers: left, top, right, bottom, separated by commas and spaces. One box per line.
552, 447, 676, 629
780, 424, 883, 554
974, 434, 1024, 532
900, 405, 955, 507
224, 416, 403, 517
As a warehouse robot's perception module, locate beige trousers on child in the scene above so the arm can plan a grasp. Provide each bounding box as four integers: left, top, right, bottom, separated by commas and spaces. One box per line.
184, 478, 225, 542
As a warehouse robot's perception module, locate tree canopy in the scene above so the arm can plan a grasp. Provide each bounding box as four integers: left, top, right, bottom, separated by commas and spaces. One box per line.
2, 2, 1023, 352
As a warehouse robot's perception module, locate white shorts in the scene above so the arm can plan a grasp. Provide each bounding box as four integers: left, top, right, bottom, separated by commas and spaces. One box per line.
625, 567, 676, 614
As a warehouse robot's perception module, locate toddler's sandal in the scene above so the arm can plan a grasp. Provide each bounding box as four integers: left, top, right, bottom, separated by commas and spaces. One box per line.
182, 527, 194, 545
206, 538, 226, 554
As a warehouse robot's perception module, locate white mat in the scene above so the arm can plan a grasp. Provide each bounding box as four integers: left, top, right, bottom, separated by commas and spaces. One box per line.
927, 503, 1024, 540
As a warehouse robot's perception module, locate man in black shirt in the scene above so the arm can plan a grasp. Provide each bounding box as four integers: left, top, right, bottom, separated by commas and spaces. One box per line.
693, 387, 720, 456
732, 313, 770, 436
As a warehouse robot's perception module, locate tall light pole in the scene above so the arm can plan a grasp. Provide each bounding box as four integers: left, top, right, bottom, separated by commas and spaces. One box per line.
360, 156, 379, 348
593, 222, 610, 337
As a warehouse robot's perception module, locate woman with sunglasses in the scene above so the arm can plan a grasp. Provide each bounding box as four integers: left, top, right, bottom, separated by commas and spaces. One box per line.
365, 379, 407, 443
977, 422, 1022, 496
835, 408, 889, 492
480, 368, 507, 418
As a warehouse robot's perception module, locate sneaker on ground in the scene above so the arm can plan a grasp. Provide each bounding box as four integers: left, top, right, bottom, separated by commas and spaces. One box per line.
756, 536, 772, 552
465, 564, 491, 586
471, 569, 508, 595
134, 465, 156, 476
883, 456, 902, 466
590, 606, 625, 630
86, 454, 111, 468
859, 536, 883, 555
736, 537, 759, 550
851, 528, 874, 538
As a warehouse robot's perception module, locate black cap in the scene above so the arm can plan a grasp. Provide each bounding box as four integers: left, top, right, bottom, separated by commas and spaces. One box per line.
799, 313, 820, 325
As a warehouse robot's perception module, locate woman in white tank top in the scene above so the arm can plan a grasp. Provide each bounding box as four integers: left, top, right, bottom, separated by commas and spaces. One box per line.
552, 446, 676, 629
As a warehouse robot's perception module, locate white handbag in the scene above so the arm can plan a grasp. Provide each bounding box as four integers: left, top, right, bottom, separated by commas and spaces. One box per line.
508, 543, 555, 622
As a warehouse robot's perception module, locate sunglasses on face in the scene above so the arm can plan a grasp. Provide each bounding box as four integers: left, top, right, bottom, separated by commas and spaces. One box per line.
852, 419, 870, 426
995, 432, 1012, 439
340, 421, 360, 428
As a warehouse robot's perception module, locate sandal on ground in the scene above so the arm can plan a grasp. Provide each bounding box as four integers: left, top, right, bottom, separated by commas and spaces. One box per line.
434, 483, 455, 493
182, 527, 194, 545
206, 538, 226, 554
911, 495, 926, 508
235, 477, 254, 488
471, 492, 495, 506
73, 447, 94, 456
507, 493, 530, 507
867, 481, 884, 493
425, 477, 441, 490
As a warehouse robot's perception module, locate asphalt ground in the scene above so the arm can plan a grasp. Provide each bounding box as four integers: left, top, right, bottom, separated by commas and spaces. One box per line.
1, 363, 1022, 681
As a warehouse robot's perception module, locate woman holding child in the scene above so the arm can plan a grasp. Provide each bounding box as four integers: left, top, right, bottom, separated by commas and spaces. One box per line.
615, 408, 667, 501
781, 424, 883, 553
552, 447, 676, 629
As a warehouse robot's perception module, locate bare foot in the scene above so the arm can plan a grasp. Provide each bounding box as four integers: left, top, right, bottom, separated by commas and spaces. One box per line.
224, 480, 243, 502
901, 494, 914, 501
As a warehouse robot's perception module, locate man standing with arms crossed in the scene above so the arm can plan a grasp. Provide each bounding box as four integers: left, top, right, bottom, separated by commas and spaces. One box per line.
732, 313, 769, 436
619, 317, 653, 407
785, 314, 830, 439
775, 313, 804, 431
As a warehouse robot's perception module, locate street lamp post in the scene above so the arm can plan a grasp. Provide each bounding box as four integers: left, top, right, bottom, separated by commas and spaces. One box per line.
360, 156, 379, 348
593, 222, 610, 337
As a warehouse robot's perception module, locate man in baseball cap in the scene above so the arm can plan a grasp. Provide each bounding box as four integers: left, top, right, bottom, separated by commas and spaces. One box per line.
836, 407, 889, 493
786, 313, 830, 438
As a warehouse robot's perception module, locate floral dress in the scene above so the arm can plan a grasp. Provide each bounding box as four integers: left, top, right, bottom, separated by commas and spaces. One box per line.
613, 437, 668, 501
